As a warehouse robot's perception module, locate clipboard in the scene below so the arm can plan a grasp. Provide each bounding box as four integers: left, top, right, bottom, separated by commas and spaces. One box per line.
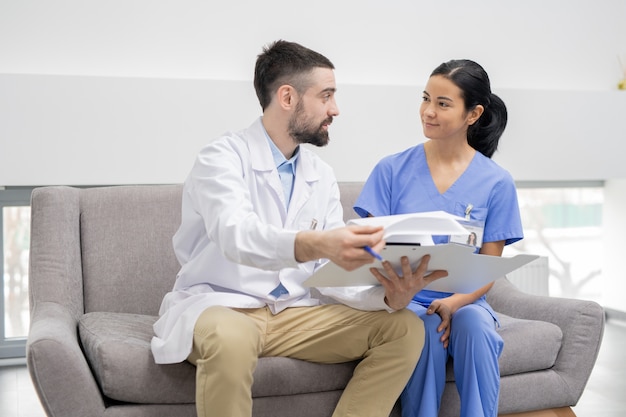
304, 243, 539, 293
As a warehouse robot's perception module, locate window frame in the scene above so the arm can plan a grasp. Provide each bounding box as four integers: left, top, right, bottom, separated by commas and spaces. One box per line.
0, 187, 34, 359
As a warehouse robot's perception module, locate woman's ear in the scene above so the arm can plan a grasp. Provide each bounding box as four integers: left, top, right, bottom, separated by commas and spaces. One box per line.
467, 104, 484, 125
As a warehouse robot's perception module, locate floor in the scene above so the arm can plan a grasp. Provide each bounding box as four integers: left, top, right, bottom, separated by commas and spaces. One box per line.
0, 319, 624, 417
570, 317, 626, 417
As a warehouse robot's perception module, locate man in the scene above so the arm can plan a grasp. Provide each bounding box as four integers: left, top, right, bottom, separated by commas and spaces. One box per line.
151, 40, 445, 417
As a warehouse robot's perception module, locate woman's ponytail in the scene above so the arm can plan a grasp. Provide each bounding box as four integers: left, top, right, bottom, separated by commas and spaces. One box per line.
467, 93, 507, 158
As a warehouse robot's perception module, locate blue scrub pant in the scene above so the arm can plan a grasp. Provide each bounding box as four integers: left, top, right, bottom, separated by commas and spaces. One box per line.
400, 300, 504, 417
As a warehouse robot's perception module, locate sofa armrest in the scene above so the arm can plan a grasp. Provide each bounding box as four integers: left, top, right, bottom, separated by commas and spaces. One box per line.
27, 302, 105, 417
28, 186, 106, 416
29, 186, 84, 320
487, 277, 605, 404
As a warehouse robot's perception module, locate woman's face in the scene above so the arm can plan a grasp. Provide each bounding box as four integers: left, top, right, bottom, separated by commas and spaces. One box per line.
420, 75, 481, 142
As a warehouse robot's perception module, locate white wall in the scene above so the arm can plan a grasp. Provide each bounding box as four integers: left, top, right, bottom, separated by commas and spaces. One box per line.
3, 74, 625, 186
602, 179, 626, 312
1, 0, 626, 186
1, 0, 625, 89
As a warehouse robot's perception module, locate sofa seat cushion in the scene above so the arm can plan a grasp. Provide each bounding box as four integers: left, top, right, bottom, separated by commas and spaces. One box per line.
78, 312, 196, 404
445, 312, 562, 382
497, 313, 562, 376
78, 312, 357, 404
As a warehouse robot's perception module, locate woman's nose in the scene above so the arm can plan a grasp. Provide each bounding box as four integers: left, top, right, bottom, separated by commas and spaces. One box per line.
422, 104, 435, 118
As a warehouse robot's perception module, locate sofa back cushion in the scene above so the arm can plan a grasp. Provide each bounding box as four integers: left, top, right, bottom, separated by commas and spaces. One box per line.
338, 182, 363, 222
78, 182, 365, 315
80, 185, 183, 315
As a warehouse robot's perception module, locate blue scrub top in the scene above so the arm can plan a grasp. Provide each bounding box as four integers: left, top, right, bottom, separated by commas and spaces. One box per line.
354, 144, 523, 306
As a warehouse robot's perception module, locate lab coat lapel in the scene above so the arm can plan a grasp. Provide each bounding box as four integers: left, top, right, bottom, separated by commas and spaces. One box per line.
246, 120, 287, 213
286, 148, 320, 226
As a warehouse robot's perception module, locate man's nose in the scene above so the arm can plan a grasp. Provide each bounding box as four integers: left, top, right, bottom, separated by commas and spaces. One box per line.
329, 98, 340, 117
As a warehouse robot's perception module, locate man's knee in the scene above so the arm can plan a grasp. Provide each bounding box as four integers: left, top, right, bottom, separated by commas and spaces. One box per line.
387, 308, 425, 352
191, 306, 261, 364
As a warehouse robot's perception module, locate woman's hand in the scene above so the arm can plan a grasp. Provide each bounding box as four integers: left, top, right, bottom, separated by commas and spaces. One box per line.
369, 255, 448, 311
426, 298, 455, 348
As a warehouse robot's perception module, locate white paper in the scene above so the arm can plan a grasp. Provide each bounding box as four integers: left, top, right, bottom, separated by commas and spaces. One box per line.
347, 211, 468, 242
304, 243, 539, 294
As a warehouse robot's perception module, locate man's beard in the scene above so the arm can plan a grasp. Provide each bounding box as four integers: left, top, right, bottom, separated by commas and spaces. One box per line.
288, 101, 332, 147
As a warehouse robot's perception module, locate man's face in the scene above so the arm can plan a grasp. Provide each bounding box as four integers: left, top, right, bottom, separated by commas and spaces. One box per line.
288, 67, 340, 147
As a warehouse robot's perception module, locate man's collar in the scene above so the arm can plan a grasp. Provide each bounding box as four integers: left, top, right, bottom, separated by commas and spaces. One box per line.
264, 125, 300, 170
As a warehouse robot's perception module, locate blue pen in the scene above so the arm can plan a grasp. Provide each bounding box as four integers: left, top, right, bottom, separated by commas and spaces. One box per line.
364, 245, 384, 262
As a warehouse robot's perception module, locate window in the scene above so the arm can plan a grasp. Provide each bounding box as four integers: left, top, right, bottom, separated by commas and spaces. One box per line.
1, 187, 33, 359
508, 182, 604, 304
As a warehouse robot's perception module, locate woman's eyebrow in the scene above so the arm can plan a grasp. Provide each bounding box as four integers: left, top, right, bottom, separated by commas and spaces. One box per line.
423, 91, 453, 101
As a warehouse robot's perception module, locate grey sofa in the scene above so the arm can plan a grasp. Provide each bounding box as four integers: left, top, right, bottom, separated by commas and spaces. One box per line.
27, 183, 605, 417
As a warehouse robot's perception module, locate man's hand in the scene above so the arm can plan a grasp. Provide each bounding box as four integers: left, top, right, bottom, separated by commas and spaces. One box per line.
369, 255, 448, 310
295, 225, 386, 271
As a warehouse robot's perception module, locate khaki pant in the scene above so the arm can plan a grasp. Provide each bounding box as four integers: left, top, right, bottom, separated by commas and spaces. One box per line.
188, 304, 424, 417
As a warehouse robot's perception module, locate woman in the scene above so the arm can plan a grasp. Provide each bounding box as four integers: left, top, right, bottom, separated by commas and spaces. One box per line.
354, 59, 523, 417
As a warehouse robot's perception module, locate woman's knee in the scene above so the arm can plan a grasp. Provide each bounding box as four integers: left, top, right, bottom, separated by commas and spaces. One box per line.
452, 305, 493, 331
450, 306, 502, 352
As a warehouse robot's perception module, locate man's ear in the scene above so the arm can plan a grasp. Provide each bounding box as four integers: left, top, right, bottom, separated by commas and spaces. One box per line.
467, 105, 484, 125
276, 85, 298, 110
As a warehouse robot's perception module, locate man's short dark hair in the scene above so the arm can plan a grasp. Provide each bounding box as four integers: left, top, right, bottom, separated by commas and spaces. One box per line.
254, 40, 335, 110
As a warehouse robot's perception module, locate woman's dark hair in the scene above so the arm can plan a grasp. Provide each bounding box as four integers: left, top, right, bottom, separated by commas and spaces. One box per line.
254, 40, 334, 111
431, 59, 507, 158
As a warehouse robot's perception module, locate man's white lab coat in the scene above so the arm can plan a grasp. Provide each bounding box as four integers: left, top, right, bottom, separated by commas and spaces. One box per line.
151, 118, 387, 365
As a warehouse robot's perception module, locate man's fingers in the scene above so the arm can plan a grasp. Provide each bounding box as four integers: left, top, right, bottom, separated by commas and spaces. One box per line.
348, 224, 384, 235
346, 225, 385, 243
369, 267, 385, 280
424, 269, 448, 283
400, 256, 412, 277
380, 260, 398, 277
370, 268, 391, 287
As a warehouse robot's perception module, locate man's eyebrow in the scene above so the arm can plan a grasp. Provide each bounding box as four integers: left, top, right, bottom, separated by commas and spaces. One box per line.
318, 87, 337, 95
